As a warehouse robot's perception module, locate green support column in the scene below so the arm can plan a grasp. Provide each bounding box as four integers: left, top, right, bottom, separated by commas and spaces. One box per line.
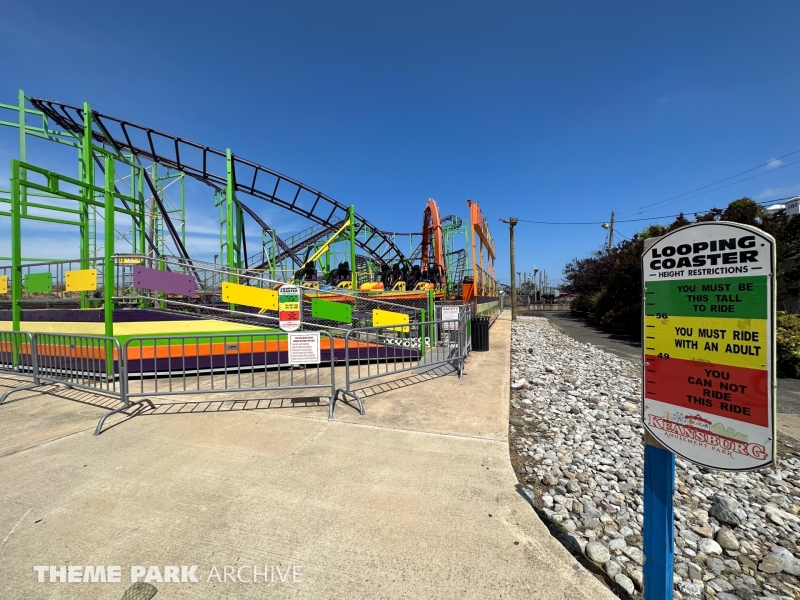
17, 91, 27, 219
80, 102, 93, 308
103, 157, 115, 338
138, 168, 147, 308
138, 168, 146, 257
235, 203, 244, 269
225, 150, 237, 310
225, 149, 237, 280
348, 205, 357, 290
10, 161, 21, 332
271, 232, 277, 280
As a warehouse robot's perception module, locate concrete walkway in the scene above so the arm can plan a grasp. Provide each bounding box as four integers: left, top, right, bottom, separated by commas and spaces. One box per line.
0, 316, 613, 599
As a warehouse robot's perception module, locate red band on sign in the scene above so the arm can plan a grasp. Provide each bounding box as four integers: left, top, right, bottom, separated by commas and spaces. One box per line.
644, 355, 769, 427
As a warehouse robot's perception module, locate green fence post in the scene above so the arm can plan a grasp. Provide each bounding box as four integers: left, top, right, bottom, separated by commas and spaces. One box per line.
420, 308, 426, 358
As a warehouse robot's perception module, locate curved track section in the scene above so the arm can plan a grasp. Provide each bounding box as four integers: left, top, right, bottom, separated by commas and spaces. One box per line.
30, 98, 405, 266
237, 201, 302, 266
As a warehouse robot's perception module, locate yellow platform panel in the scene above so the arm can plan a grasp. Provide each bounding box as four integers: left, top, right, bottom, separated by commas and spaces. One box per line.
373, 309, 410, 333
222, 282, 278, 311
0, 275, 7, 294
64, 269, 98, 292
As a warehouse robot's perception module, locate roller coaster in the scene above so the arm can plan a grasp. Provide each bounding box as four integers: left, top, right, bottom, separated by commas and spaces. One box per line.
0, 90, 499, 341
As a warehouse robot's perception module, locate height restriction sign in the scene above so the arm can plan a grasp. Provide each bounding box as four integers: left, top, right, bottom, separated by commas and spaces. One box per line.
278, 284, 302, 332
642, 222, 776, 471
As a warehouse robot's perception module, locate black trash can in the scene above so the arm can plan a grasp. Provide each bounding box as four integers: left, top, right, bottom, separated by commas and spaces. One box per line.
471, 316, 490, 352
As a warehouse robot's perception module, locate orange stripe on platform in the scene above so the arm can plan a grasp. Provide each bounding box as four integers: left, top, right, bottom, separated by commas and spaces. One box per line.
124, 337, 380, 360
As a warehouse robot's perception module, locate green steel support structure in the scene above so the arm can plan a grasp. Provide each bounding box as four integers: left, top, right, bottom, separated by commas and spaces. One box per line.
9, 159, 144, 333
348, 205, 357, 289
103, 157, 115, 337
10, 162, 21, 331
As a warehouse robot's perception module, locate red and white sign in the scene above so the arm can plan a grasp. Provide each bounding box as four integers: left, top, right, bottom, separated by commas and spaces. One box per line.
278, 284, 302, 332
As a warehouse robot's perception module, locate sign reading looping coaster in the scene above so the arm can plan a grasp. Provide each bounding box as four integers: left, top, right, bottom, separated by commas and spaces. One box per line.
278, 284, 302, 332
642, 221, 776, 471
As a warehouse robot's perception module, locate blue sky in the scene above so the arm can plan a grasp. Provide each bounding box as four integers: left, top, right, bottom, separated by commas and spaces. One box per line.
2, 1, 800, 284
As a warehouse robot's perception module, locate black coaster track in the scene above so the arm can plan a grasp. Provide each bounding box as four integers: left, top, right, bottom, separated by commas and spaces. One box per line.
29, 98, 405, 267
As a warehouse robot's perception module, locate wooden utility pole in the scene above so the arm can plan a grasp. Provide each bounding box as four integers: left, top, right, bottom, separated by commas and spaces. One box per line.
608, 211, 615, 250
500, 218, 519, 320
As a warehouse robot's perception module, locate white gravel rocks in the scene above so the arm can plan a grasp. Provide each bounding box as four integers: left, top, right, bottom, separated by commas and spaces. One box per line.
510, 317, 800, 600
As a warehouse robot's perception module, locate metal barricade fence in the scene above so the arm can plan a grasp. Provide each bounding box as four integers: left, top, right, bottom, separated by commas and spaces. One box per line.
334, 312, 471, 411
433, 302, 473, 356
1, 313, 472, 433
0, 331, 39, 404
30, 333, 154, 435
122, 330, 338, 420
33, 333, 123, 395
0, 331, 150, 433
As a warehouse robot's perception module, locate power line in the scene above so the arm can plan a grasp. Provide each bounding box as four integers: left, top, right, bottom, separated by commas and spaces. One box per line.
630, 158, 800, 215
515, 196, 796, 226
619, 149, 800, 215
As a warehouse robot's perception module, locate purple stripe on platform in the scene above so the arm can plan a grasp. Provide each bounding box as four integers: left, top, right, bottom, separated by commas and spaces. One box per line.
0, 309, 205, 323
124, 345, 420, 374
133, 267, 196, 297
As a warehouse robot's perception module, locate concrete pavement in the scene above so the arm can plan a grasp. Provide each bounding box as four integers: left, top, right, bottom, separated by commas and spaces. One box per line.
0, 315, 614, 599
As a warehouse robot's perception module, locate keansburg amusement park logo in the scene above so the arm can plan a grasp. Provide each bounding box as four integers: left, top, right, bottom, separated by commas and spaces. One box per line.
647, 411, 768, 460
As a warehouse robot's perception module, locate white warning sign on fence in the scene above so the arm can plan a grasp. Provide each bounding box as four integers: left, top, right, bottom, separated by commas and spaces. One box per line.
441, 305, 461, 331
288, 331, 321, 365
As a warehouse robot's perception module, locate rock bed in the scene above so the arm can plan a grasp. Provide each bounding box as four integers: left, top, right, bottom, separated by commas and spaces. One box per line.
509, 317, 800, 600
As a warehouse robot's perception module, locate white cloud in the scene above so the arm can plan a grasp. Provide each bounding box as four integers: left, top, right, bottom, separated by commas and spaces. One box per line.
765, 158, 784, 170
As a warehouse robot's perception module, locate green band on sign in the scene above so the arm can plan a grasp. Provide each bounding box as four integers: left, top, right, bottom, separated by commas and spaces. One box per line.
644, 275, 767, 319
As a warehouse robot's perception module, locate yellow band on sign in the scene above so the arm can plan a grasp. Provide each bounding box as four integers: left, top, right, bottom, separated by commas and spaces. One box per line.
279, 302, 300, 311
644, 315, 768, 370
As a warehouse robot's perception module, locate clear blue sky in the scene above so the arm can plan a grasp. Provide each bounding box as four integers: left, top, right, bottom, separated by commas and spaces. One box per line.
2, 1, 800, 284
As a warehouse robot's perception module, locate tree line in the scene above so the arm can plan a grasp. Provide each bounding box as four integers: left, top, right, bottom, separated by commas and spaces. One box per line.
563, 198, 800, 376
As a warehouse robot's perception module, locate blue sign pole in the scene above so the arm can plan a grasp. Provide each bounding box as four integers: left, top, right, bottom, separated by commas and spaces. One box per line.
643, 441, 675, 600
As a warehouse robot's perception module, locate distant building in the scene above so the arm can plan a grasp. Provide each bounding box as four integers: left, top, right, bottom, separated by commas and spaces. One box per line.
765, 197, 799, 216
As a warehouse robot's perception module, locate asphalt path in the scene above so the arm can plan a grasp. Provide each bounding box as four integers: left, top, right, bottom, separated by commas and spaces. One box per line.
539, 311, 800, 416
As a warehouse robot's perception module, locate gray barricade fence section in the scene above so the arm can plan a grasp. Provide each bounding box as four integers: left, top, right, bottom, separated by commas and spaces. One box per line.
122, 330, 337, 421
33, 333, 123, 397
434, 302, 473, 356
1, 310, 476, 434
0, 330, 39, 404
333, 311, 472, 412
